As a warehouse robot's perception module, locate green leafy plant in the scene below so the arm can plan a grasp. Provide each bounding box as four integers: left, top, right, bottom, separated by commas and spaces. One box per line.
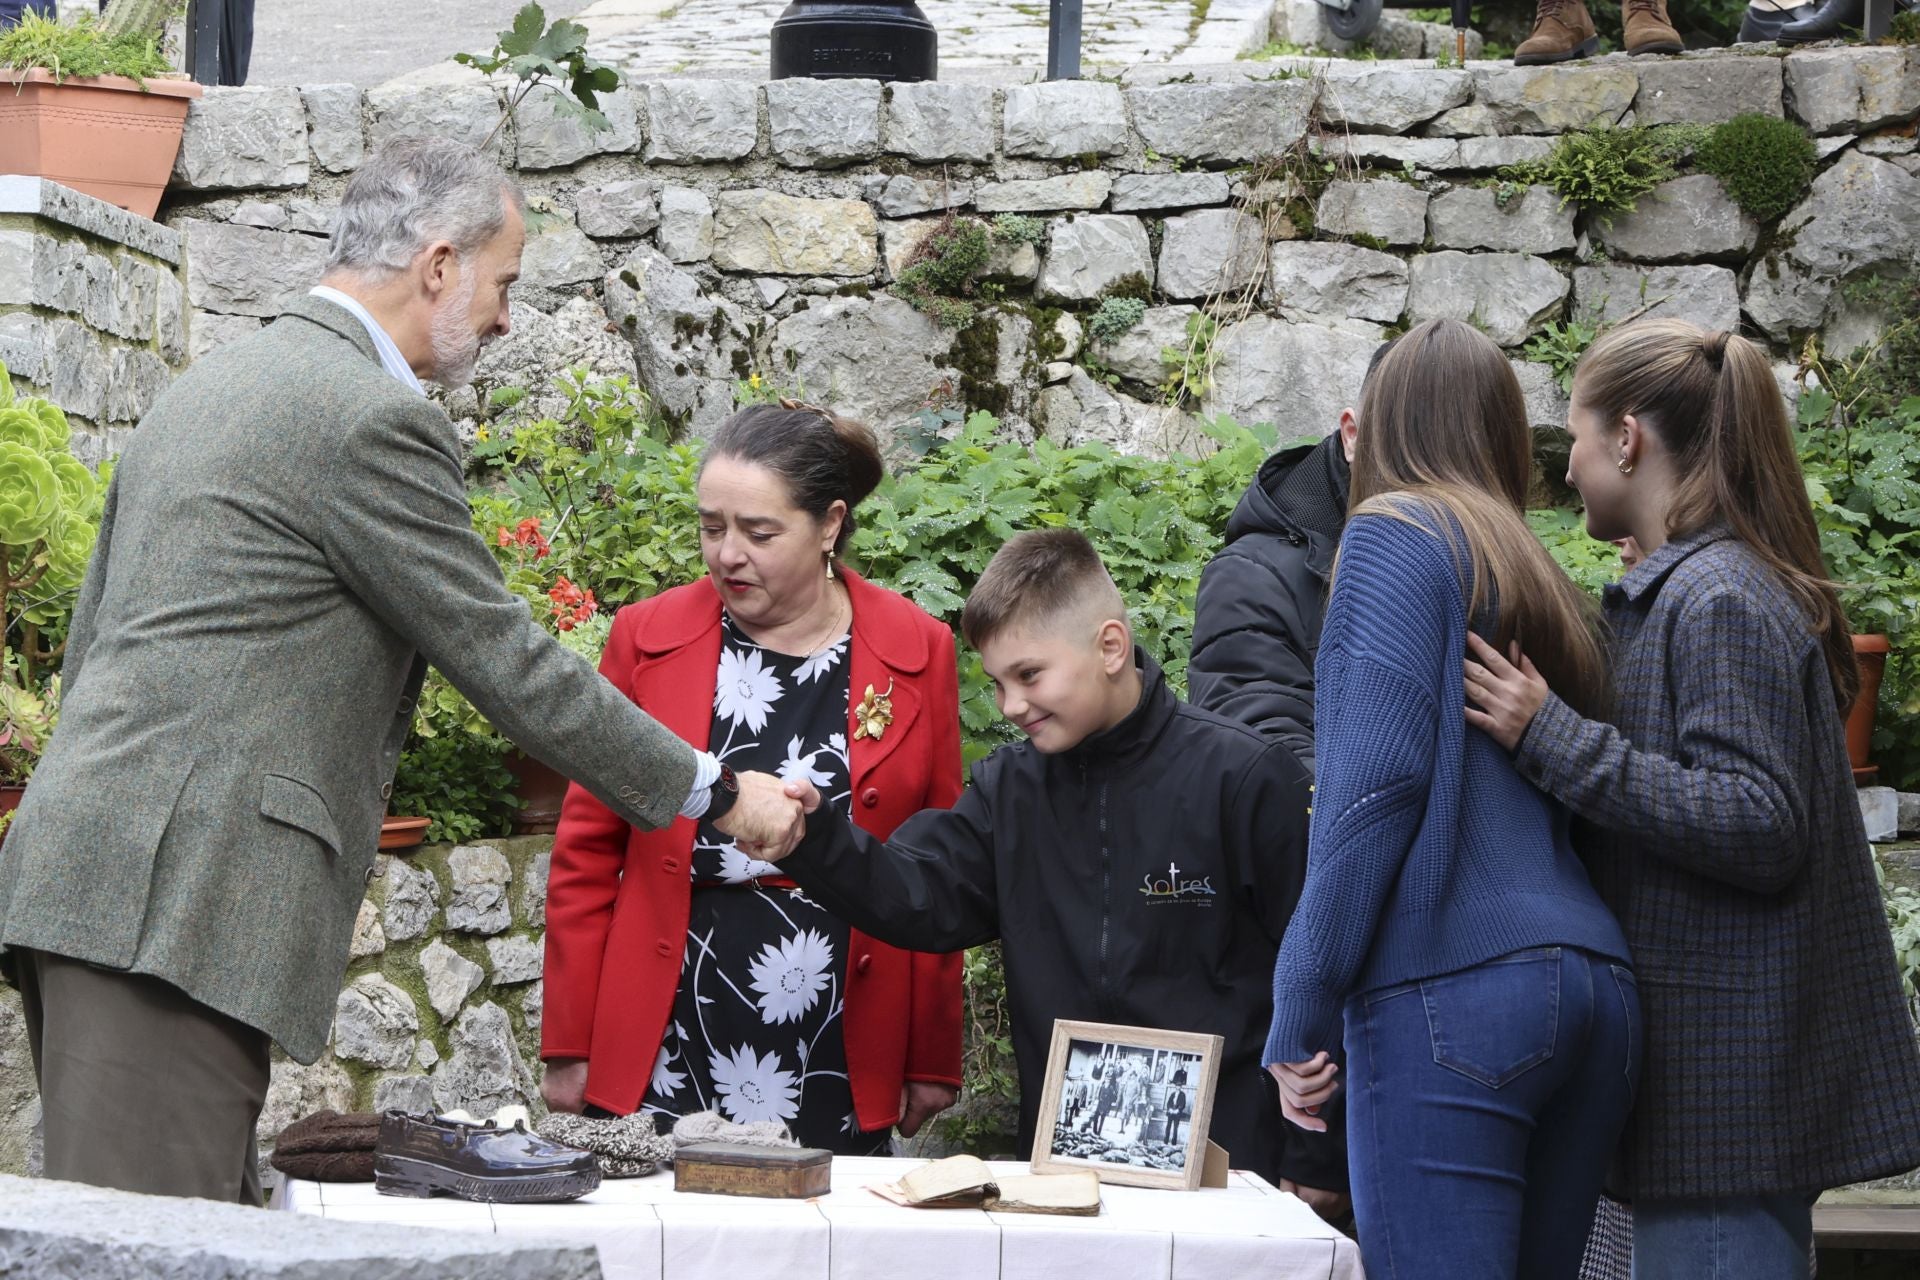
1086, 296, 1148, 345
1886, 7, 1919, 42
1694, 114, 1816, 224
889, 216, 992, 330
0, 11, 171, 83
989, 214, 1046, 248
453, 2, 622, 151
1523, 316, 1602, 395
1507, 125, 1701, 222
1159, 312, 1220, 407
1877, 854, 1920, 1026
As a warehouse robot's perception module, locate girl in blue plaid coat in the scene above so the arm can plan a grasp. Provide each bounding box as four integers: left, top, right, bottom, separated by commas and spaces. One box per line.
1465, 319, 1920, 1280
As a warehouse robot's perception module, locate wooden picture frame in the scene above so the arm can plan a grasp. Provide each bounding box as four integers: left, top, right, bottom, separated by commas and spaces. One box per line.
1029, 1020, 1224, 1192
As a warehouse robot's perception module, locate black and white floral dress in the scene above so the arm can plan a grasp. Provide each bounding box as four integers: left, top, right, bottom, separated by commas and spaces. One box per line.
639, 613, 889, 1154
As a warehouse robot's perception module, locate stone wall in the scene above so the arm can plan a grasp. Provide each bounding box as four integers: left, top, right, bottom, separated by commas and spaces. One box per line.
0, 178, 190, 464
143, 49, 1920, 463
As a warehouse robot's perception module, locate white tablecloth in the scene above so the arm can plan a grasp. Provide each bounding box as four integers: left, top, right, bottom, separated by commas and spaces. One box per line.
281, 1156, 1363, 1280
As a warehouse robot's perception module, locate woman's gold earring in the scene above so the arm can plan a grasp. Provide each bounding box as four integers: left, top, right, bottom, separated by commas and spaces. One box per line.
825, 552, 836, 581
1617, 458, 1634, 475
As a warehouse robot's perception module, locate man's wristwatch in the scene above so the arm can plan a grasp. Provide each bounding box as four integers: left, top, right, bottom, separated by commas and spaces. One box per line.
705, 763, 739, 822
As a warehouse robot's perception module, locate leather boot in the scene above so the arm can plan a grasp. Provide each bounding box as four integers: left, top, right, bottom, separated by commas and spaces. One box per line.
1623, 0, 1685, 53
1514, 0, 1599, 63
1738, 0, 1816, 41
1776, 0, 1860, 39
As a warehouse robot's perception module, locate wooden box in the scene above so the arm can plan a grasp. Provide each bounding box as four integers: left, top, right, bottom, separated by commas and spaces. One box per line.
673, 1142, 833, 1199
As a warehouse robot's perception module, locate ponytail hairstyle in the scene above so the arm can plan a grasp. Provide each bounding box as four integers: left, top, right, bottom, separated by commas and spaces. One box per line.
1573, 319, 1858, 708
701, 401, 885, 561
1348, 319, 1611, 718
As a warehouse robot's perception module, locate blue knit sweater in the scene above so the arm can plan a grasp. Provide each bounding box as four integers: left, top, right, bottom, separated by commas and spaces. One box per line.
1264, 509, 1631, 1065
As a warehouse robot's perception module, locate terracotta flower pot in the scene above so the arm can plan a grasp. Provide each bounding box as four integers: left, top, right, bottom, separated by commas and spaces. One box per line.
506, 752, 569, 835
0, 69, 202, 221
0, 783, 24, 847
1848, 633, 1890, 783
379, 815, 430, 852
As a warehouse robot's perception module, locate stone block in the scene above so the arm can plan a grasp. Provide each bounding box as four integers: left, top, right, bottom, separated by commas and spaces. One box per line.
1091, 304, 1198, 384
43, 320, 110, 423
1509, 356, 1570, 432
288, 199, 335, 235
1265, 241, 1409, 323
188, 311, 261, 362
105, 256, 161, 342
1319, 67, 1472, 135
984, 239, 1040, 285
1110, 172, 1232, 212
770, 295, 957, 441
1157, 208, 1267, 300
1453, 136, 1558, 171
865, 174, 974, 219
1432, 64, 1638, 135
333, 974, 420, 1069
0, 229, 30, 306
1003, 82, 1128, 159
657, 187, 715, 263
230, 200, 287, 230
488, 935, 543, 986
1327, 135, 1460, 171
1315, 180, 1429, 247
576, 179, 659, 239
880, 219, 937, 281
421, 938, 486, 1021
1407, 251, 1569, 346
1037, 215, 1153, 303
1573, 264, 1741, 334
104, 348, 170, 424
712, 191, 877, 276
973, 173, 1113, 214
446, 843, 513, 935
606, 247, 747, 435
765, 78, 882, 167
383, 856, 440, 942
172, 86, 310, 191
1202, 314, 1381, 439
182, 219, 328, 318
1429, 184, 1576, 254
884, 82, 995, 163
1633, 54, 1783, 126
1776, 153, 1920, 280
154, 268, 186, 364
1860, 785, 1898, 843
1036, 370, 1207, 459
520, 221, 603, 288
0, 174, 180, 263
1741, 255, 1832, 343
645, 80, 758, 162
0, 313, 45, 387
301, 83, 365, 173
511, 85, 641, 170
433, 1002, 535, 1118
522, 849, 550, 922
0, 1172, 602, 1277
374, 1073, 438, 1116
1128, 81, 1316, 163
260, 1057, 355, 1150
1785, 47, 1920, 135
1593, 174, 1759, 263
366, 85, 502, 154
349, 897, 385, 959
1898, 791, 1920, 836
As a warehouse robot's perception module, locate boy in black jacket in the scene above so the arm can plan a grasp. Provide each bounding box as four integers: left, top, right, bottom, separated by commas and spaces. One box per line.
768, 530, 1325, 1189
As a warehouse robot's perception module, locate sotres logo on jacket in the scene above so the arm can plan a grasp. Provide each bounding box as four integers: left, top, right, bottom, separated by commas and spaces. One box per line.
1139, 862, 1216, 906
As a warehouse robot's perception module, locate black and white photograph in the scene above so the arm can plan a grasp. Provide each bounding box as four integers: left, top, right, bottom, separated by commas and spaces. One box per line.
1030, 1021, 1223, 1191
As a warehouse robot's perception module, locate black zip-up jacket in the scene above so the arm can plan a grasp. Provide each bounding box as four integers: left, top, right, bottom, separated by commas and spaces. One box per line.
1188, 433, 1350, 773
781, 650, 1331, 1186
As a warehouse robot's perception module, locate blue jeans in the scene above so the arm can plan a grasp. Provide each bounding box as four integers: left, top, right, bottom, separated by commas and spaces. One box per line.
1631, 1195, 1814, 1280
1345, 946, 1642, 1280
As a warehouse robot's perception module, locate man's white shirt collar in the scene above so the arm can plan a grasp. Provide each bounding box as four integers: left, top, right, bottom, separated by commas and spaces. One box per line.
308, 286, 426, 397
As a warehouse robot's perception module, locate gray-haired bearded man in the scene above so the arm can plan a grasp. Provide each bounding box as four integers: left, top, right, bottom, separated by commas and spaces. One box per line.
0, 138, 803, 1202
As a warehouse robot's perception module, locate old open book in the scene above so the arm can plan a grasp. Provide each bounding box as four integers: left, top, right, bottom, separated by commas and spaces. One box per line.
869, 1155, 1101, 1216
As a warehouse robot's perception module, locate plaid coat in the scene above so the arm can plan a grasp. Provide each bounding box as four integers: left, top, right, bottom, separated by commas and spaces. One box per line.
1515, 526, 1920, 1200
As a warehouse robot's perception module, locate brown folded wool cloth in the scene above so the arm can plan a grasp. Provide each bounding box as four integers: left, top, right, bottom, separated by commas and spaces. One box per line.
535, 1111, 678, 1178
270, 1109, 382, 1182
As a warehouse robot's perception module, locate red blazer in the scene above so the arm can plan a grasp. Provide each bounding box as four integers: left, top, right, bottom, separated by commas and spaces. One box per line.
541, 568, 966, 1130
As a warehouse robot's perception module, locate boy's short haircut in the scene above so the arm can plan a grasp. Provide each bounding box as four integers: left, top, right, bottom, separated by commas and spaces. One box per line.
961, 529, 1128, 650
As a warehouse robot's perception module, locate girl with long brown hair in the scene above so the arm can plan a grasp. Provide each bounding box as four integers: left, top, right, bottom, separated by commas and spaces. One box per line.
1265, 319, 1639, 1279
1465, 319, 1920, 1279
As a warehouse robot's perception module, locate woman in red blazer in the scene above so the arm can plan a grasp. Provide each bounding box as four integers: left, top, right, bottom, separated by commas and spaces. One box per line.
540, 403, 963, 1149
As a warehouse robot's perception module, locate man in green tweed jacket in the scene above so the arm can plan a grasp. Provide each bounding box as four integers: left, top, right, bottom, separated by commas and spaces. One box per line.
0, 139, 803, 1203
